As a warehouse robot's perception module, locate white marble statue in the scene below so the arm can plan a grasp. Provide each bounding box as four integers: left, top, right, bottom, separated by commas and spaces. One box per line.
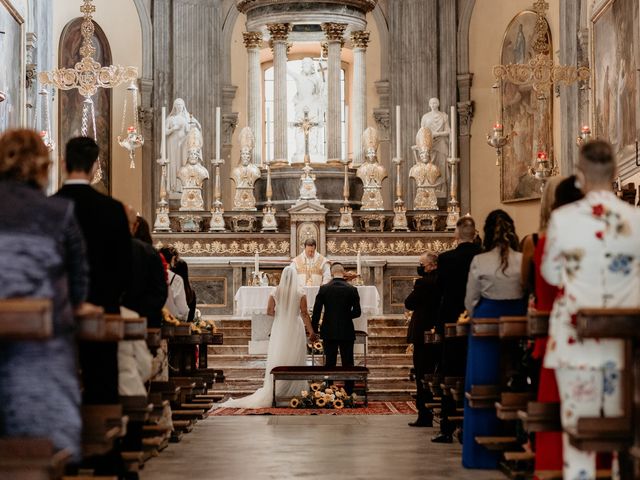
177, 127, 209, 211
230, 127, 261, 211
420, 98, 449, 196
356, 127, 387, 211
166, 98, 202, 194
410, 127, 439, 210
288, 58, 325, 162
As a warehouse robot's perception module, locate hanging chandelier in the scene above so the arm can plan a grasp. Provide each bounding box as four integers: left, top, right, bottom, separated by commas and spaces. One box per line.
38, 0, 142, 175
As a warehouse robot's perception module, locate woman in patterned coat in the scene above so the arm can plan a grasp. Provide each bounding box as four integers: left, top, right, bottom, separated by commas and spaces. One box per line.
0, 129, 89, 461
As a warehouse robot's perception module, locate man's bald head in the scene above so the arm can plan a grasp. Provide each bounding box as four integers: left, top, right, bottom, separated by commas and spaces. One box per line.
456, 216, 476, 242
577, 140, 616, 189
330, 262, 345, 278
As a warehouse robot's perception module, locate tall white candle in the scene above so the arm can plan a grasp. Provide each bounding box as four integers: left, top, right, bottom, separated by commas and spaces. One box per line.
215, 106, 221, 161
356, 250, 362, 276
450, 105, 457, 158
254, 251, 259, 274
161, 106, 167, 161
395, 105, 401, 159
266, 107, 271, 162
344, 104, 349, 160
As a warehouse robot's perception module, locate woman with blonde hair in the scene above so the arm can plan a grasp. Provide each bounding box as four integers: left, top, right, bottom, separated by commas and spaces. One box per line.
0, 129, 89, 461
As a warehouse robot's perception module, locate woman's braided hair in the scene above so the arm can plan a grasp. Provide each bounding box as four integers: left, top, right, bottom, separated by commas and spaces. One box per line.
483, 209, 519, 273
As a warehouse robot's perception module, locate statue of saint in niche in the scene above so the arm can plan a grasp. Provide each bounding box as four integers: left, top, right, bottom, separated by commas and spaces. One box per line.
288, 58, 325, 162
166, 98, 202, 194
420, 97, 449, 197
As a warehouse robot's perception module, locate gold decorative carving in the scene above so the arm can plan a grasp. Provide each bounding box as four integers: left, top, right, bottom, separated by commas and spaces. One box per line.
155, 240, 290, 256
350, 30, 370, 49
266, 23, 291, 42
242, 31, 263, 49
322, 22, 347, 42
231, 215, 257, 232
326, 238, 456, 255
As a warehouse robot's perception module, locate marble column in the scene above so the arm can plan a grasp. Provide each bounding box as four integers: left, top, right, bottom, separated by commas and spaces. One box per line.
350, 30, 370, 166
267, 23, 290, 163
322, 22, 347, 162
243, 31, 263, 165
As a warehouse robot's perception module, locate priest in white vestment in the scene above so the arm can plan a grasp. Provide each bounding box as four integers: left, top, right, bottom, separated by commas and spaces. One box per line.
291, 238, 331, 286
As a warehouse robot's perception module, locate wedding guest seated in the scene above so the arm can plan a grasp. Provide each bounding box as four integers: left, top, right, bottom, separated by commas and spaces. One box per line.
159, 247, 189, 321
172, 259, 197, 322
520, 176, 583, 474
404, 252, 441, 427
432, 216, 481, 443
0, 129, 89, 462
123, 207, 168, 329
541, 141, 640, 479
462, 210, 526, 469
56, 136, 132, 405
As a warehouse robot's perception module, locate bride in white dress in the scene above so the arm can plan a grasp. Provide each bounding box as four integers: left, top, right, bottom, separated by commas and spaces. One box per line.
219, 265, 316, 408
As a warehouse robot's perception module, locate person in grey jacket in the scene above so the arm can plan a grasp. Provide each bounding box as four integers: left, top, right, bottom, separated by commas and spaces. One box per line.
0, 129, 90, 462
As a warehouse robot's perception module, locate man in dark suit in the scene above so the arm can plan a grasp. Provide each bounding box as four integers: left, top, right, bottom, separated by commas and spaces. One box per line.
405, 252, 441, 427
312, 262, 361, 394
432, 216, 481, 443
56, 137, 132, 405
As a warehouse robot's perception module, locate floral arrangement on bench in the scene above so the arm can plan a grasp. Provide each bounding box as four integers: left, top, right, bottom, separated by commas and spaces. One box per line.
289, 382, 358, 409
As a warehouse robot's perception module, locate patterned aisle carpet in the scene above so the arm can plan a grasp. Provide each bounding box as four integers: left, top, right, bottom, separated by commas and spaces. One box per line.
210, 401, 418, 416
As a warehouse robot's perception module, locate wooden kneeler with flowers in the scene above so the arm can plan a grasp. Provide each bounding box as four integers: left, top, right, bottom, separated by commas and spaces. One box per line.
289, 382, 359, 410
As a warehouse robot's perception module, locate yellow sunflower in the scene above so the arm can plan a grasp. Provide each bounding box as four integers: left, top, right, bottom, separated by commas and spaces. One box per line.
314, 391, 322, 398
325, 388, 334, 395
310, 383, 322, 392
333, 399, 344, 409
289, 398, 300, 408
316, 398, 327, 408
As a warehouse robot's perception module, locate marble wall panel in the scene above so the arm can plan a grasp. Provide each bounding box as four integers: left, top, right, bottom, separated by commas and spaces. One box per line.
190, 266, 233, 315
383, 266, 419, 314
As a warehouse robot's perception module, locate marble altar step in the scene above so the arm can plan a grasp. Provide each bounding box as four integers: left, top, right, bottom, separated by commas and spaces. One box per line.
209, 345, 250, 355
368, 316, 407, 327
369, 344, 411, 355
368, 326, 408, 337
212, 327, 251, 337
368, 336, 409, 346
206, 318, 251, 328
221, 336, 252, 345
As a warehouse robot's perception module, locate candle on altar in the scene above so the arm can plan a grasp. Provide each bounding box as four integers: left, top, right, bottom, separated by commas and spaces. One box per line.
344, 104, 349, 159
215, 106, 221, 161
395, 105, 401, 159
537, 151, 548, 160
254, 251, 259, 274
161, 106, 167, 161
127, 126, 137, 134
266, 107, 271, 163
581, 125, 591, 133
450, 105, 457, 158
493, 123, 503, 130
356, 250, 362, 276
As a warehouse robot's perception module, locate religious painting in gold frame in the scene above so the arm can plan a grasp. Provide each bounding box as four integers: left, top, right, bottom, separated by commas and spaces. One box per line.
0, 0, 25, 132
499, 11, 551, 203
591, 0, 639, 166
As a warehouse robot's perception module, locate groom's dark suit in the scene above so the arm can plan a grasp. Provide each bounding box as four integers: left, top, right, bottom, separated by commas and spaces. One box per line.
311, 277, 361, 393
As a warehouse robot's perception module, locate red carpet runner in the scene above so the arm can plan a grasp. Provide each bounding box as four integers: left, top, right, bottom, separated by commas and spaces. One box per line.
210, 401, 418, 416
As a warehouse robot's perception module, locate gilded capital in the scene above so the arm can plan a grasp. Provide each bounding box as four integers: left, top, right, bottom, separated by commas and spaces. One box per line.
242, 31, 263, 49
267, 23, 291, 42
322, 22, 347, 42
351, 30, 370, 49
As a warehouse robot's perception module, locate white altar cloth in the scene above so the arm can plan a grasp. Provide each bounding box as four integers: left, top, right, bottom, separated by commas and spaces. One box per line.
234, 285, 381, 354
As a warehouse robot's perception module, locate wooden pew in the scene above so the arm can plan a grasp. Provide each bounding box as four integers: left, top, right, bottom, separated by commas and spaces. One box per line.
0, 299, 53, 340
0, 438, 70, 480
574, 308, 640, 479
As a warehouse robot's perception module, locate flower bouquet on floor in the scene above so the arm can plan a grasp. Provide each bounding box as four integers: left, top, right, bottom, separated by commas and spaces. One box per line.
289, 382, 358, 409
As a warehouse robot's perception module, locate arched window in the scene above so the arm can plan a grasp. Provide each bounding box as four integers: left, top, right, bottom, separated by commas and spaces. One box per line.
58, 17, 112, 193
263, 58, 347, 163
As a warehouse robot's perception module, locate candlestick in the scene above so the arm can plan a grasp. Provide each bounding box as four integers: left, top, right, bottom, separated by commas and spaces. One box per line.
215, 106, 221, 161
161, 106, 167, 161
356, 250, 362, 276
395, 105, 401, 159
450, 105, 457, 159
344, 104, 349, 160
254, 251, 260, 274
266, 107, 271, 163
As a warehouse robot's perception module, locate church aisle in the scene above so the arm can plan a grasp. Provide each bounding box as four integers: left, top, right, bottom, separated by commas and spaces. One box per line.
140, 415, 497, 479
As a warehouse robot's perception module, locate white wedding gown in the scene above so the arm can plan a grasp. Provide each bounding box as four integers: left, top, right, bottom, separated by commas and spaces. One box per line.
219, 266, 308, 408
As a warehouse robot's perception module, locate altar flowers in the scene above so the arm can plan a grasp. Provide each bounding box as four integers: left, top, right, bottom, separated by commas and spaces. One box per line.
289, 382, 358, 409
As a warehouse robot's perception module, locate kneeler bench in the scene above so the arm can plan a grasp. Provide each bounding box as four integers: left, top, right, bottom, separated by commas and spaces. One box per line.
270, 366, 369, 407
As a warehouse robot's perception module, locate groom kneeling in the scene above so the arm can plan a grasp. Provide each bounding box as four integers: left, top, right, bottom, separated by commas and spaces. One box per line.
311, 263, 362, 394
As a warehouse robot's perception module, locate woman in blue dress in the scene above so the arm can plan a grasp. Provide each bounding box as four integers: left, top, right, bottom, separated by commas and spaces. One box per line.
462, 209, 526, 468
0, 129, 89, 462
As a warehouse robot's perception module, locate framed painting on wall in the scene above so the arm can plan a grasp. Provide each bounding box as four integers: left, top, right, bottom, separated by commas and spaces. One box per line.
592, 0, 639, 173
0, 0, 25, 132
499, 10, 551, 203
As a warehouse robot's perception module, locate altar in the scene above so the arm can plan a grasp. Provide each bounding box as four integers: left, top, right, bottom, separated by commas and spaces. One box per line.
234, 285, 381, 354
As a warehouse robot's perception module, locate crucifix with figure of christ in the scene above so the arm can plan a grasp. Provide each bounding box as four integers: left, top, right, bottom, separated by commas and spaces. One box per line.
293, 107, 320, 166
